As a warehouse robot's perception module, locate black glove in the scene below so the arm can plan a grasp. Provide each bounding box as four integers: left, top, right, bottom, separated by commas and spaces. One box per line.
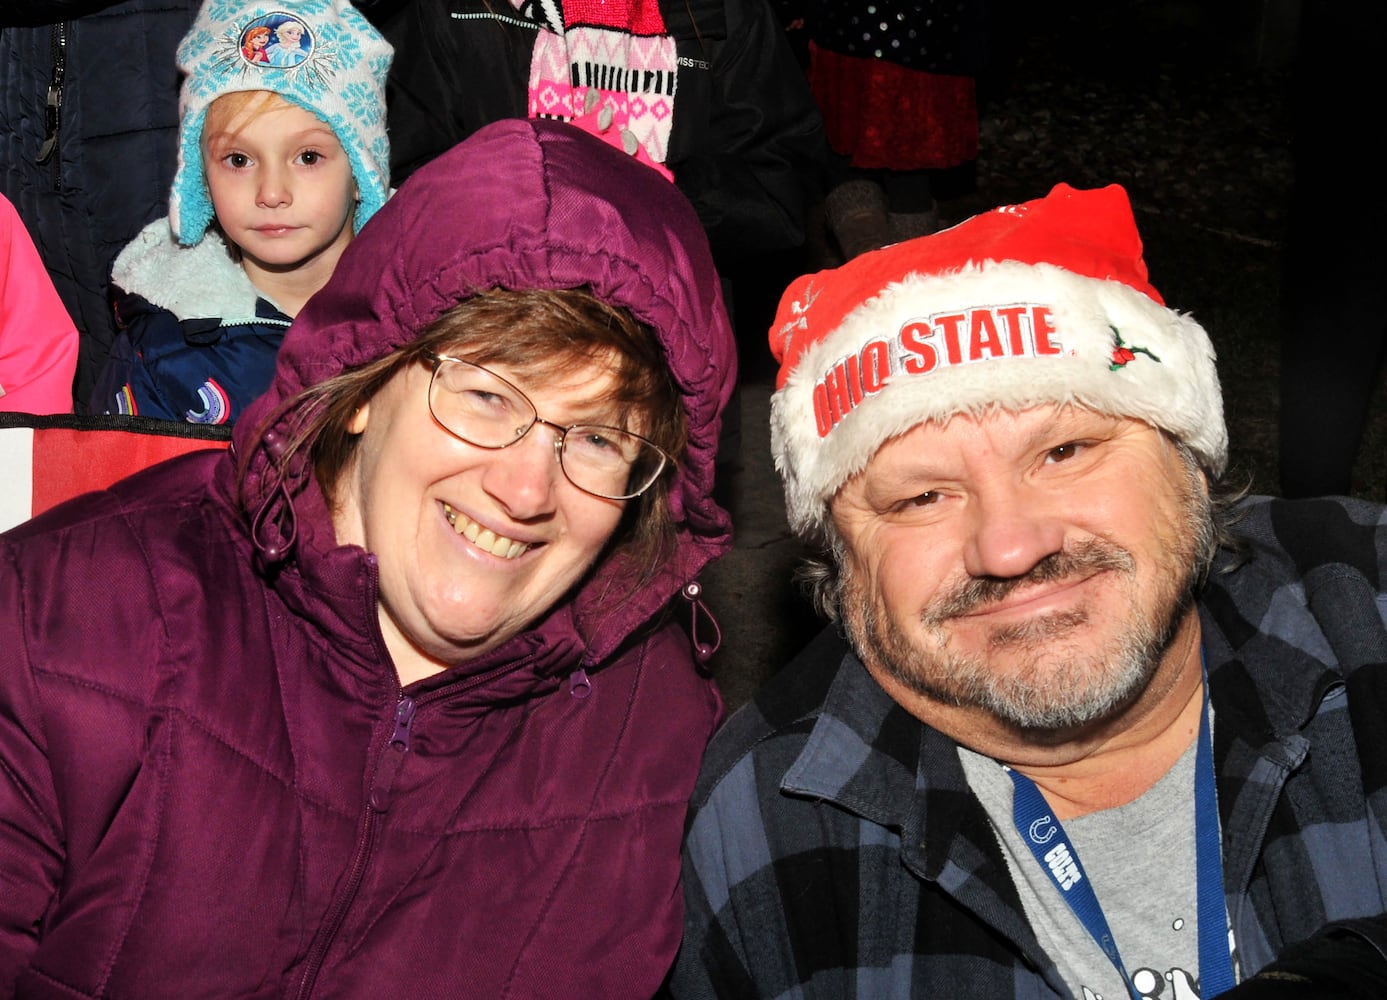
1227, 925, 1387, 999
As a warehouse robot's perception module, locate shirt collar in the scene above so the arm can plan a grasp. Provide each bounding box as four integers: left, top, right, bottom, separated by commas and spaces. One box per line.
781, 652, 924, 829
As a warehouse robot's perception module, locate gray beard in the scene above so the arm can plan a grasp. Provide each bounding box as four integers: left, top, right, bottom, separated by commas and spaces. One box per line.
840, 478, 1213, 733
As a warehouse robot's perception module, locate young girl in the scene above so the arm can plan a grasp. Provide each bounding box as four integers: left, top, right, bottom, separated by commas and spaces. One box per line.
91, 0, 391, 424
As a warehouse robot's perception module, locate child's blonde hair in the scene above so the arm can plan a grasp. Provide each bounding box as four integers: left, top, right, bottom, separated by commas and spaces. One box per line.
201, 91, 299, 149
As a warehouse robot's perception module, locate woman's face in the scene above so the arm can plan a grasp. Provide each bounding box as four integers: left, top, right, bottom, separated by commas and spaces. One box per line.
332, 355, 630, 683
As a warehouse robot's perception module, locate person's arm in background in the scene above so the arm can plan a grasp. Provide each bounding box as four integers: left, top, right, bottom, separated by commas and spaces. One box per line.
0, 196, 77, 414
668, 0, 826, 267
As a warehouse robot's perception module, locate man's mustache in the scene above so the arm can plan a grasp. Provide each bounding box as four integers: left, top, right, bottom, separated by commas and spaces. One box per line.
924, 540, 1135, 624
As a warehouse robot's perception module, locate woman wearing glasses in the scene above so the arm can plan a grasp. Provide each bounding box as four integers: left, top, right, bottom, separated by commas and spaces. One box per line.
0, 120, 735, 997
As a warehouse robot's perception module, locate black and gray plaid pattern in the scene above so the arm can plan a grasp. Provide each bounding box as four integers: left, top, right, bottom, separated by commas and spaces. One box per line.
673, 495, 1387, 998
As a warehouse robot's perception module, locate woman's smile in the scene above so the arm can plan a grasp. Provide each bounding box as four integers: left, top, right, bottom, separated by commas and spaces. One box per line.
440, 501, 532, 560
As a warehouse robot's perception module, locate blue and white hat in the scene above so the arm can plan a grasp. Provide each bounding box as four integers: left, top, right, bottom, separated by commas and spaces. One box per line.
169, 0, 393, 246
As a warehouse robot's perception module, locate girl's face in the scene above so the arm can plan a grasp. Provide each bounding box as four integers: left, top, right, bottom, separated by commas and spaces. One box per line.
248, 31, 268, 51
278, 23, 304, 47
203, 99, 356, 278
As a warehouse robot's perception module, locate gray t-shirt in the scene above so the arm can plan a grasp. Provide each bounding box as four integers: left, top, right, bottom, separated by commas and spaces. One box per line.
961, 736, 1231, 999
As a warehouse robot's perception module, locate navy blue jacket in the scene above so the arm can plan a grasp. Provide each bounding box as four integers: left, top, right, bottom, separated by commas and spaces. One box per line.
90, 220, 288, 425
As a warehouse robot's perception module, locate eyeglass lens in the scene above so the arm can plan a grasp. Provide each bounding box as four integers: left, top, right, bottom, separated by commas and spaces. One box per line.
428, 358, 666, 500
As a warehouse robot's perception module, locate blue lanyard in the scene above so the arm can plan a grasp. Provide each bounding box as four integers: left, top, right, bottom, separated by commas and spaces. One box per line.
1006, 671, 1236, 998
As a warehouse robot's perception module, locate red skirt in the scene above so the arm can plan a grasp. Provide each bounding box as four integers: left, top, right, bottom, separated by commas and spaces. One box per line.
807, 42, 978, 171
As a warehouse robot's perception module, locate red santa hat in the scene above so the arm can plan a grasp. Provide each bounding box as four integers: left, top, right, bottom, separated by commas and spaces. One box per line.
768, 183, 1226, 541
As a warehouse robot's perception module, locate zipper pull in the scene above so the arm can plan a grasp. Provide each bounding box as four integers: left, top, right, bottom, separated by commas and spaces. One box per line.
35, 85, 63, 165
568, 668, 592, 700
36, 24, 66, 168
368, 695, 416, 813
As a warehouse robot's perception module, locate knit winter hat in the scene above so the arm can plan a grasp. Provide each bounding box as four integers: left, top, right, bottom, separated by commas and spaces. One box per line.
769, 183, 1226, 541
169, 0, 393, 246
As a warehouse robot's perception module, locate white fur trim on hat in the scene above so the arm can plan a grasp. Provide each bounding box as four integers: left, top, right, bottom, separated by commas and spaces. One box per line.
770, 258, 1225, 541
169, 0, 393, 246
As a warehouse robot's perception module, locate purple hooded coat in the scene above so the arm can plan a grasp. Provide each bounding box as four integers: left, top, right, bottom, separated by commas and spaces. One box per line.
0, 120, 736, 998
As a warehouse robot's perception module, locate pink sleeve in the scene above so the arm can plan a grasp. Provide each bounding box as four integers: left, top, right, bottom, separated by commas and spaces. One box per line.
0, 197, 79, 415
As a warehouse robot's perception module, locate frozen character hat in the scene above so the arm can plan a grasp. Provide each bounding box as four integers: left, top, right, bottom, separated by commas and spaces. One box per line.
169, 0, 393, 245
768, 183, 1226, 542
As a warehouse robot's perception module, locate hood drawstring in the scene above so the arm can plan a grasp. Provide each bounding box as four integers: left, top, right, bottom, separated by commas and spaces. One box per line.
250, 427, 302, 570
681, 581, 721, 665
567, 581, 720, 698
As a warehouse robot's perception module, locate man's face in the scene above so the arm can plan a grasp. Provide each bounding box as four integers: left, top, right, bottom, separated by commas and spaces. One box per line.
829, 405, 1211, 732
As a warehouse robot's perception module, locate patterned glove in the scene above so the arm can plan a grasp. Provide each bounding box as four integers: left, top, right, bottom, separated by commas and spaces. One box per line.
567, 90, 675, 182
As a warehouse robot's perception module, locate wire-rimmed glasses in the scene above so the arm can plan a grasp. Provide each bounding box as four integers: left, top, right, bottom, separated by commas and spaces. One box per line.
424, 352, 672, 501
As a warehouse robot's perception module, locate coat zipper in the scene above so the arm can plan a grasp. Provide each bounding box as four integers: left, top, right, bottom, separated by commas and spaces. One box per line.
369, 695, 418, 811
35, 22, 67, 190
293, 693, 417, 1000
290, 551, 570, 997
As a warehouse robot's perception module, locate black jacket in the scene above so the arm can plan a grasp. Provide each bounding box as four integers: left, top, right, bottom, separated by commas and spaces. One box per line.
0, 1, 198, 408
374, 0, 826, 267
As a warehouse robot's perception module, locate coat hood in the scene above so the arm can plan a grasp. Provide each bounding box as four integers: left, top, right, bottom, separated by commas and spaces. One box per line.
233, 118, 736, 667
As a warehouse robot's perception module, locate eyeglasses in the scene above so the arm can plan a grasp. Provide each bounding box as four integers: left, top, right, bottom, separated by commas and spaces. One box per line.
424, 352, 672, 501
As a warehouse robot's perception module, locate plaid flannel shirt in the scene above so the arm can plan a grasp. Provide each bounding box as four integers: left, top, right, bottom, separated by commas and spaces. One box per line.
673, 495, 1387, 998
